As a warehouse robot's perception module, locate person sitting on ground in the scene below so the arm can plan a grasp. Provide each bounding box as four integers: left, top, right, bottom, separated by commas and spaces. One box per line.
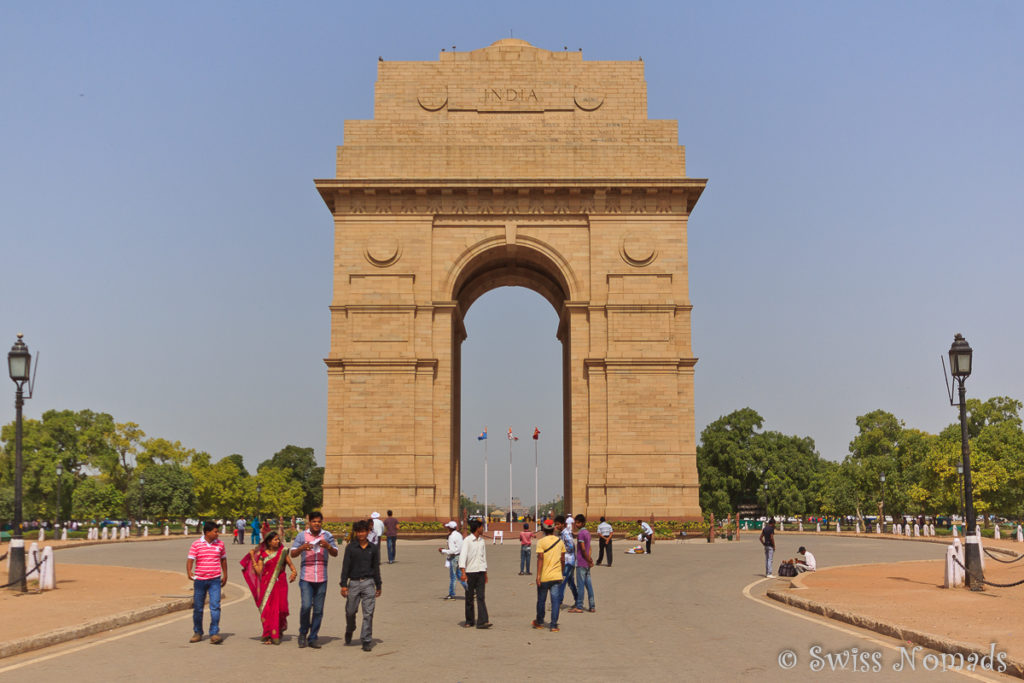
793, 546, 816, 573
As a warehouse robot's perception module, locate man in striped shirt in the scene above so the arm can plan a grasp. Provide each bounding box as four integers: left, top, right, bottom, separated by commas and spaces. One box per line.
289, 511, 339, 649
186, 521, 228, 644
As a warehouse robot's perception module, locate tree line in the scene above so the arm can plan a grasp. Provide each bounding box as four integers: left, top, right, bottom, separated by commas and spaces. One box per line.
697, 397, 1024, 524
0, 409, 323, 523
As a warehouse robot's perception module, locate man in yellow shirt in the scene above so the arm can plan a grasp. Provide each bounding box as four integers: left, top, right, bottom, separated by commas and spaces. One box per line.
532, 519, 566, 632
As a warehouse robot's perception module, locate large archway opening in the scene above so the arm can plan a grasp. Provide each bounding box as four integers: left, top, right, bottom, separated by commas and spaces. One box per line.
451, 244, 572, 524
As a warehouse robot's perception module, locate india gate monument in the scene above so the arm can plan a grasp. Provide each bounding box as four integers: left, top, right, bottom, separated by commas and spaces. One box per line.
315, 39, 705, 521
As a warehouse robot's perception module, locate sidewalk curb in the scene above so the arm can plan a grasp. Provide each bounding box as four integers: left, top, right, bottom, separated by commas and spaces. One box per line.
0, 597, 192, 660
766, 589, 1024, 678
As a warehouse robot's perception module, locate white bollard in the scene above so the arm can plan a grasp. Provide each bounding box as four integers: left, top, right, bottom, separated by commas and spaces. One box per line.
1017, 525, 1022, 542
835, 521, 840, 533
61, 527, 67, 541
914, 523, 920, 537
779, 521, 784, 532
929, 523, 935, 536
38, 528, 44, 542
798, 521, 803, 532
994, 525, 1001, 540
143, 526, 149, 537
221, 524, 226, 534
183, 525, 189, 536
101, 527, 108, 540
905, 524, 911, 537
39, 546, 55, 590
952, 525, 958, 538
816, 522, 821, 532
164, 525, 169, 536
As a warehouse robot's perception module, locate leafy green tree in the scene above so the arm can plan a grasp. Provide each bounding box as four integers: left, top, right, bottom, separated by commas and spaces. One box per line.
71, 477, 125, 520
190, 456, 249, 518
258, 445, 323, 513
138, 438, 202, 468
99, 422, 146, 493
134, 464, 195, 521
222, 453, 249, 478
251, 466, 304, 519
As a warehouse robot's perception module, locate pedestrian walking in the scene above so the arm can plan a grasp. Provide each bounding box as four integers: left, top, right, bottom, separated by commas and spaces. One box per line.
234, 516, 245, 545
518, 522, 535, 575
555, 515, 578, 609
532, 519, 565, 632
637, 519, 654, 554
239, 531, 297, 644
250, 517, 261, 545
186, 521, 227, 644
341, 520, 382, 652
439, 520, 468, 599
570, 514, 595, 613
759, 517, 776, 578
370, 512, 385, 546
459, 519, 492, 629
383, 510, 399, 564
596, 516, 613, 566
289, 511, 339, 649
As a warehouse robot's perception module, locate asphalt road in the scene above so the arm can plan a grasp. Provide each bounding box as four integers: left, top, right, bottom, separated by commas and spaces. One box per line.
0, 533, 1004, 682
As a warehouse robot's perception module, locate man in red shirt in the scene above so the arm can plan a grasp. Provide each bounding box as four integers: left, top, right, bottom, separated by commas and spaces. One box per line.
186, 521, 228, 644
518, 523, 536, 575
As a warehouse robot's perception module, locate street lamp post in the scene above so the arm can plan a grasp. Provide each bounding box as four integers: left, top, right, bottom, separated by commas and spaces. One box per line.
55, 462, 63, 538
7, 334, 32, 592
256, 484, 262, 525
879, 472, 886, 532
139, 477, 146, 536
948, 333, 983, 589
956, 463, 964, 526
763, 482, 769, 518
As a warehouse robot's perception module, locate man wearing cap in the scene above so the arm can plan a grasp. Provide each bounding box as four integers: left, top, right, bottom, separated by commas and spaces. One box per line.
794, 546, 816, 573
532, 519, 565, 632
370, 512, 385, 546
439, 521, 467, 599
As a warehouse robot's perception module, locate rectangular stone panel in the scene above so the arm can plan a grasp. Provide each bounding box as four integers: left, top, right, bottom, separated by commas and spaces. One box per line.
351, 311, 412, 342
609, 311, 671, 342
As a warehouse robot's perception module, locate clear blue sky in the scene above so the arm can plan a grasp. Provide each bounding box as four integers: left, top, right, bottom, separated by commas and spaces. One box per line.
3, 2, 1022, 507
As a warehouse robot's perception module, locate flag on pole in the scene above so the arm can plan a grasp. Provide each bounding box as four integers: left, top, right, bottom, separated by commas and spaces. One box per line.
507, 427, 518, 441
477, 427, 487, 441
533, 427, 540, 440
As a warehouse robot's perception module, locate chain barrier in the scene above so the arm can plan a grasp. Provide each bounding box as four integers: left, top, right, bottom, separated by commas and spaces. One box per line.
952, 555, 1024, 588
983, 547, 1024, 564
0, 549, 46, 590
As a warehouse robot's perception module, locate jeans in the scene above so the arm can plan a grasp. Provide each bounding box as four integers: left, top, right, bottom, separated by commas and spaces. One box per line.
559, 563, 578, 607
764, 545, 774, 575
448, 557, 468, 597
597, 537, 612, 566
386, 536, 397, 563
575, 565, 595, 610
464, 572, 489, 626
536, 580, 563, 626
345, 578, 377, 644
520, 546, 531, 573
251, 530, 260, 544
192, 578, 221, 635
299, 579, 328, 640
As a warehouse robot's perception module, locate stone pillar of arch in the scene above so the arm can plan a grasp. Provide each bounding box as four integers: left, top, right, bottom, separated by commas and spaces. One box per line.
316, 39, 706, 521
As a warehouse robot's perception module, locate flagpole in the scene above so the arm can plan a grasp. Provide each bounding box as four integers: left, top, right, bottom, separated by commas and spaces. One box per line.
484, 435, 488, 534
534, 434, 539, 523
508, 433, 513, 532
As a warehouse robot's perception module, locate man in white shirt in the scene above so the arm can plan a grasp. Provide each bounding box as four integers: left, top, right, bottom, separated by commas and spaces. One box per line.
369, 512, 385, 545
438, 521, 467, 599
458, 519, 491, 629
596, 517, 614, 567
638, 519, 654, 554
795, 546, 816, 573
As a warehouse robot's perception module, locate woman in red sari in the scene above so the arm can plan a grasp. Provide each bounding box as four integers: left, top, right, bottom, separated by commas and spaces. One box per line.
240, 531, 298, 644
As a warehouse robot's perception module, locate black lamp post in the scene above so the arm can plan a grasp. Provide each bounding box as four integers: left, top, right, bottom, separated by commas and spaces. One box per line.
55, 462, 63, 538
256, 484, 262, 524
762, 482, 769, 518
949, 333, 983, 589
7, 334, 31, 592
879, 472, 886, 532
955, 463, 964, 525
139, 477, 145, 535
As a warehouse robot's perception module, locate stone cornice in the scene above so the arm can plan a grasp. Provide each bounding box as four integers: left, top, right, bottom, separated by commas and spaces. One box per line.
315, 180, 707, 216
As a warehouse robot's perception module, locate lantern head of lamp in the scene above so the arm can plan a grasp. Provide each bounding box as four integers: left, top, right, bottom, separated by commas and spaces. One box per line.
880, 472, 886, 484
948, 333, 973, 379
8, 333, 31, 385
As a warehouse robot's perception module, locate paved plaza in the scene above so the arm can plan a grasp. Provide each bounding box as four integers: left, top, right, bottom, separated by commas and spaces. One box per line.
1, 534, 1018, 681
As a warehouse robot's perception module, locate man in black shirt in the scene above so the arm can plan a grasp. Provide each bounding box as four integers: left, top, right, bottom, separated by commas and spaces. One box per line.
340, 519, 382, 651
759, 518, 776, 578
